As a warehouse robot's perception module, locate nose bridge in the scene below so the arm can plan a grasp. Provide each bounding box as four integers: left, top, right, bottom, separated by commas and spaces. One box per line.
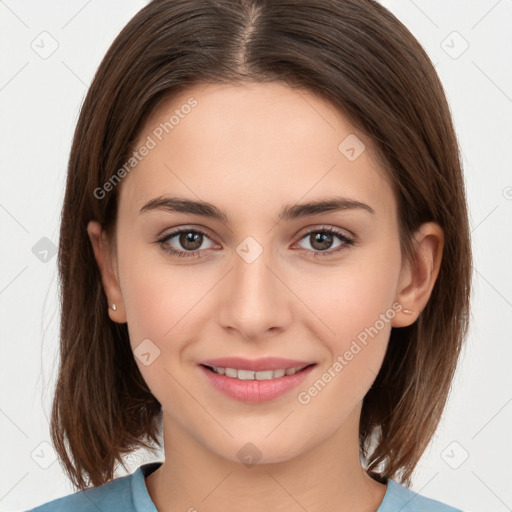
233, 235, 278, 311
216, 234, 291, 338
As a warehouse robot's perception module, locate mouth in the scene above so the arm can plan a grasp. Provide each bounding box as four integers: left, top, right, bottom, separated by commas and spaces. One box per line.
198, 360, 317, 403
200, 363, 315, 380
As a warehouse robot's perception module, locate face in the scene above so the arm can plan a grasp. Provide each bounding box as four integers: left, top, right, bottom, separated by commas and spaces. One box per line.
94, 81, 414, 465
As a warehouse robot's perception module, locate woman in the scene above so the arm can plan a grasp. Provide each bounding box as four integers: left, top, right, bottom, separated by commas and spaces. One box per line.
27, 0, 471, 510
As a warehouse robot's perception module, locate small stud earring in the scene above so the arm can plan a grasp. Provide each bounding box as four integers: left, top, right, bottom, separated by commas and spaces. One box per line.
403, 308, 413, 314
111, 304, 117, 311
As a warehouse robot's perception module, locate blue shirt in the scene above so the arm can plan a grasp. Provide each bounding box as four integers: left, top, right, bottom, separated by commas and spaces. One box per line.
26, 462, 463, 511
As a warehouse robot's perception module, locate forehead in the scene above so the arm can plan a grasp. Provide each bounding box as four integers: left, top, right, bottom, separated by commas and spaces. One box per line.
119, 81, 396, 224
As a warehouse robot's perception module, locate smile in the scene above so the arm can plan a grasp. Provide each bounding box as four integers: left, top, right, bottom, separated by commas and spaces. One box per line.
199, 363, 316, 403
204, 364, 309, 380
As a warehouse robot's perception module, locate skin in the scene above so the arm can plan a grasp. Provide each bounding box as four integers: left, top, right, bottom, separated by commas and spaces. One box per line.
87, 81, 443, 512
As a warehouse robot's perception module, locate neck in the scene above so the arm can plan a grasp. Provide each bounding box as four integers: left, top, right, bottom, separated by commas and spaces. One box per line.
145, 406, 387, 512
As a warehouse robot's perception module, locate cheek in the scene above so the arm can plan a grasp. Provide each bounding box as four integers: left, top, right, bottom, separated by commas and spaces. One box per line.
297, 241, 401, 343
116, 231, 203, 344
294, 278, 399, 421
117, 249, 203, 410
295, 242, 401, 396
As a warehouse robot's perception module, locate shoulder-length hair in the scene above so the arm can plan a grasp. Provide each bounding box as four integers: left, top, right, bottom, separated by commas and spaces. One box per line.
53, 0, 472, 490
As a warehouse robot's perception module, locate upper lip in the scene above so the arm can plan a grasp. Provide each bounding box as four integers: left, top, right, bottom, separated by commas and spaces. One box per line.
199, 357, 315, 372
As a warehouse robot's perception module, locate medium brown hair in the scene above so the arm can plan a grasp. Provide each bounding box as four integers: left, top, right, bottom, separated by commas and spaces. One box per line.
52, 0, 472, 490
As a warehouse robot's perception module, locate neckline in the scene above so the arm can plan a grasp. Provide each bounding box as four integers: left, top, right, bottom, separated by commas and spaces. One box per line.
134, 462, 395, 511
132, 462, 163, 511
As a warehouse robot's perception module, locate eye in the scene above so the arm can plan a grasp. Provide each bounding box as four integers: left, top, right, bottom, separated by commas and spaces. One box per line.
156, 226, 355, 260
295, 227, 355, 257
157, 228, 218, 259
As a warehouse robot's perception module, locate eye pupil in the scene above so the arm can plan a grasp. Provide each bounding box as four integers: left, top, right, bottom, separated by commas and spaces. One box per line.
180, 231, 202, 250
311, 232, 333, 250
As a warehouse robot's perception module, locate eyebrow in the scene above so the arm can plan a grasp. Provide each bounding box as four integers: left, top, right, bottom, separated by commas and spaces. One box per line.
139, 195, 375, 222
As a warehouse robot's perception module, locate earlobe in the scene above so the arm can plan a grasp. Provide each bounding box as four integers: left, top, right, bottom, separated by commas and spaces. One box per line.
392, 222, 444, 327
86, 221, 127, 323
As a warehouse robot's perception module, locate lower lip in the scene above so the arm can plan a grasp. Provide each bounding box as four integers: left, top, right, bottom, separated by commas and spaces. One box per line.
199, 364, 315, 404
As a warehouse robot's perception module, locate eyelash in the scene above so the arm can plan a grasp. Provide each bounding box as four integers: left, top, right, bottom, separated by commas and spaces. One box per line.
156, 226, 355, 259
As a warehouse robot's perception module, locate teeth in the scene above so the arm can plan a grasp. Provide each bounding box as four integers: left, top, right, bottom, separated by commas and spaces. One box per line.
225, 367, 238, 378
209, 365, 307, 380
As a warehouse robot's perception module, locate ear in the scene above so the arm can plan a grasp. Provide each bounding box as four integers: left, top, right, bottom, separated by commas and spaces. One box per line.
392, 222, 444, 327
87, 221, 127, 323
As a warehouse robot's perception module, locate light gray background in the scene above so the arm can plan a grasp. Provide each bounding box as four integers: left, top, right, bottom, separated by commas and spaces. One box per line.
1, 1, 511, 511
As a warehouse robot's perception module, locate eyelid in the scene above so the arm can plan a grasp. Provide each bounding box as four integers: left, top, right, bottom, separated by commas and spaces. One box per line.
156, 223, 356, 260
157, 224, 354, 243
296, 223, 355, 241
157, 223, 217, 240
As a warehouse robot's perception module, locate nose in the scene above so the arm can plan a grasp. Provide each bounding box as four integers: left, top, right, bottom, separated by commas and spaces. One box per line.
215, 239, 293, 341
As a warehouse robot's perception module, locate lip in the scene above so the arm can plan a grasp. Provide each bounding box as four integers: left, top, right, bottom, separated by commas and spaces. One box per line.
199, 357, 314, 372
199, 362, 316, 404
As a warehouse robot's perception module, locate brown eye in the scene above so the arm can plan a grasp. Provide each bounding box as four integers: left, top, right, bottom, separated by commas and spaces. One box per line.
297, 227, 355, 257
178, 231, 203, 251
157, 228, 216, 258
309, 232, 335, 251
